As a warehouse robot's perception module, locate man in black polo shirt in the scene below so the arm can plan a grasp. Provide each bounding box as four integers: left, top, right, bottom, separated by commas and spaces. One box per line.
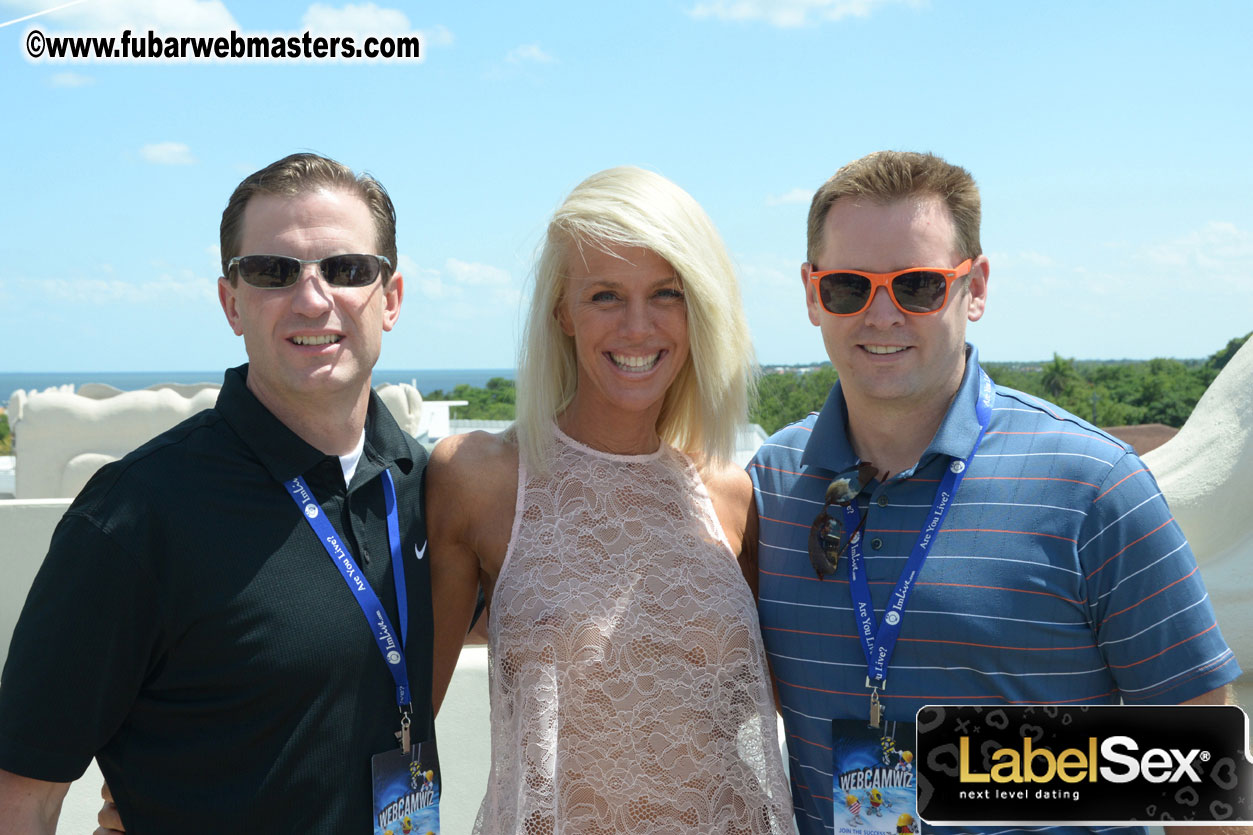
0, 153, 435, 832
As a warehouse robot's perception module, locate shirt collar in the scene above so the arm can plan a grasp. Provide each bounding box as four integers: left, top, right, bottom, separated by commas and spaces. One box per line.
216, 364, 415, 487
927, 344, 986, 463
355, 393, 417, 488
800, 344, 986, 475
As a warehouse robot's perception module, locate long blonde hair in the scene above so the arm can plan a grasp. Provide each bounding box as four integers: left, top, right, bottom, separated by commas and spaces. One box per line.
516, 166, 757, 472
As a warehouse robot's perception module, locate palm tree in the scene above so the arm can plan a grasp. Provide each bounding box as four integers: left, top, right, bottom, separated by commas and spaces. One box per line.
1041, 353, 1080, 399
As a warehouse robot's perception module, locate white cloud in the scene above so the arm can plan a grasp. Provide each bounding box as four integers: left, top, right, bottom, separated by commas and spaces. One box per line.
688, 0, 923, 28
21, 274, 215, 305
988, 249, 1054, 269
302, 2, 408, 35
506, 43, 555, 64
766, 187, 811, 206
2, 0, 237, 32
423, 23, 453, 46
397, 255, 520, 315
48, 71, 92, 86
1016, 251, 1055, 267
300, 3, 448, 46
737, 254, 798, 290
397, 254, 450, 298
141, 142, 195, 165
445, 258, 511, 287
1144, 221, 1252, 279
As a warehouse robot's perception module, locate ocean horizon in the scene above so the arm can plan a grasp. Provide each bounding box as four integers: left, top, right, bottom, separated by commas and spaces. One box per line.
1, 368, 516, 402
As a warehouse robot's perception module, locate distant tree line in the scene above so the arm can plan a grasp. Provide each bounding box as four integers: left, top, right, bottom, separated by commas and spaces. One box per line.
412, 334, 1249, 436
0, 337, 1245, 455
424, 376, 517, 421
751, 333, 1249, 435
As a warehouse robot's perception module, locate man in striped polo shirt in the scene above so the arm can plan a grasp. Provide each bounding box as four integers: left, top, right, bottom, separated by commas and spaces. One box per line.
749, 150, 1241, 835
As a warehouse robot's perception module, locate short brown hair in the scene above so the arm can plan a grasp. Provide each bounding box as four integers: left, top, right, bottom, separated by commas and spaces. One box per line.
219, 152, 398, 284
807, 150, 981, 264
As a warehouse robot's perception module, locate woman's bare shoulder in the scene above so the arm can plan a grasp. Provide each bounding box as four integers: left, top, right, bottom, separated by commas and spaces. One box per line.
428, 430, 519, 510
432, 429, 517, 470
696, 457, 753, 511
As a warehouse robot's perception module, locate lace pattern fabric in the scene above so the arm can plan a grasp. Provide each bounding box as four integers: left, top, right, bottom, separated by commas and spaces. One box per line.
474, 428, 791, 835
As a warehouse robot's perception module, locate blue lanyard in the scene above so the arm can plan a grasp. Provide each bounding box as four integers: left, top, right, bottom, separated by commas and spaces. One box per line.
283, 468, 411, 710
845, 369, 994, 690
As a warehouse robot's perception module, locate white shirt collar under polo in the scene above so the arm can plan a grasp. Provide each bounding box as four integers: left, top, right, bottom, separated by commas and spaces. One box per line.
338, 430, 367, 485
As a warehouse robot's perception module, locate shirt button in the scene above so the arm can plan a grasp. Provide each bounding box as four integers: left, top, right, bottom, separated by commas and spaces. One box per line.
877, 494, 889, 507
871, 538, 883, 550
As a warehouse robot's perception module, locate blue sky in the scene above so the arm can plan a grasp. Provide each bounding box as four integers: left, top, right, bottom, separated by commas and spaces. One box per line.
2, 0, 1250, 372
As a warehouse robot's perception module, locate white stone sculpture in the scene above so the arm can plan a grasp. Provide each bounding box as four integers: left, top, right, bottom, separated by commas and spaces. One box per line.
1144, 338, 1253, 705
7, 382, 425, 499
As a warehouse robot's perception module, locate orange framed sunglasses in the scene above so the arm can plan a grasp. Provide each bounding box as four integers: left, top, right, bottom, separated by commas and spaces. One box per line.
809, 258, 973, 316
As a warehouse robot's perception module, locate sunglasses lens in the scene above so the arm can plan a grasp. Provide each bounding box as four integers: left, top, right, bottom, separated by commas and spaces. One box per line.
322, 254, 382, 287
890, 271, 948, 313
808, 513, 842, 577
236, 255, 299, 288
234, 255, 384, 288
818, 273, 872, 315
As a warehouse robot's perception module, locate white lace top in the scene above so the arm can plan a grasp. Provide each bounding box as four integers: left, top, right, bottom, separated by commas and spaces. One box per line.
474, 427, 791, 835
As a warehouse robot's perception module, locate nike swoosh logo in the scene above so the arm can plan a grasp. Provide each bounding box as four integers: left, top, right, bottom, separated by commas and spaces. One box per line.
414, 541, 427, 561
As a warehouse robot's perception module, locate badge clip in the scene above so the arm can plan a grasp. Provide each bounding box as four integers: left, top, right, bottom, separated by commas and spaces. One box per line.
395, 705, 412, 754
866, 679, 884, 728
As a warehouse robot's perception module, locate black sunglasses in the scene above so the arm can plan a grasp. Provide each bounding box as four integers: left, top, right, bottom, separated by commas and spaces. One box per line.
228, 253, 392, 289
807, 461, 882, 579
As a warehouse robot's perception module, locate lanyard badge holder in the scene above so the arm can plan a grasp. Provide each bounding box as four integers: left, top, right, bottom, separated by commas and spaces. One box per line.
284, 469, 441, 834
831, 370, 994, 835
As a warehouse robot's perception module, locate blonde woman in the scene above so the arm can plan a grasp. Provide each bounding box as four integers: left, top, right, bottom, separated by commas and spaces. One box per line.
429, 166, 790, 834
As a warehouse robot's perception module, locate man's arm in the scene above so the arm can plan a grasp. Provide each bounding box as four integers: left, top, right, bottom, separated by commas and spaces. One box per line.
1180, 684, 1235, 706
1080, 452, 1240, 701
0, 769, 69, 834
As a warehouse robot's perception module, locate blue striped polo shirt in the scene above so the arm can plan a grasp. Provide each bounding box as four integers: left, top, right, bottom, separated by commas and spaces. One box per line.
750, 346, 1240, 835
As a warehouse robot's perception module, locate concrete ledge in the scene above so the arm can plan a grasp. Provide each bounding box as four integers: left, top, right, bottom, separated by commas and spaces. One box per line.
434, 645, 490, 831
0, 499, 71, 671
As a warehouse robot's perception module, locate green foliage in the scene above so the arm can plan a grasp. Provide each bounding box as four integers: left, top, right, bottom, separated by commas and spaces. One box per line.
1040, 354, 1082, 400
425, 377, 516, 420
1132, 358, 1208, 426
0, 411, 10, 455
1206, 332, 1251, 372
983, 335, 1247, 429
750, 365, 840, 435
417, 334, 1250, 433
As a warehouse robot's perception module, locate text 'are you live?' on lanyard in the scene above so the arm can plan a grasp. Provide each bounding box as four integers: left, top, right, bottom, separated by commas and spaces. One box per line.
284, 469, 414, 750
845, 369, 994, 728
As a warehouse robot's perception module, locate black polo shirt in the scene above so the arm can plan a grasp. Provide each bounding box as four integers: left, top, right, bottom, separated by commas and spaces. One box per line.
0, 365, 433, 833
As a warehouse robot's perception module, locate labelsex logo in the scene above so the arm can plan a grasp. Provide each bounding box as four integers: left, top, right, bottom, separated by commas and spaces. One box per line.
916, 705, 1253, 825
959, 735, 1207, 784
